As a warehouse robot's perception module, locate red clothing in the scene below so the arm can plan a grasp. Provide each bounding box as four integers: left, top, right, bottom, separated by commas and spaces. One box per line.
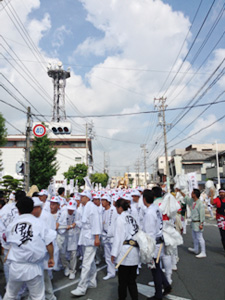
213, 197, 225, 220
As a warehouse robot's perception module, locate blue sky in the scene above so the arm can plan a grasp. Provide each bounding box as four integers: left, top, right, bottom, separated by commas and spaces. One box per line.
0, 0, 225, 175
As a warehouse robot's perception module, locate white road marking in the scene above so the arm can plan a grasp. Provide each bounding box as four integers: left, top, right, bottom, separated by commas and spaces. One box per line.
53, 265, 107, 292
137, 284, 191, 300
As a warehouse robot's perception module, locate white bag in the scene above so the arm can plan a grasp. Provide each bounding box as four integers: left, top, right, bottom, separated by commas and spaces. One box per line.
160, 193, 181, 219
134, 230, 156, 264
205, 180, 216, 197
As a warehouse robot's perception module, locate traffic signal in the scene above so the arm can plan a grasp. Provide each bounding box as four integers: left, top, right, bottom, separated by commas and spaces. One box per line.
16, 161, 24, 175
50, 122, 71, 135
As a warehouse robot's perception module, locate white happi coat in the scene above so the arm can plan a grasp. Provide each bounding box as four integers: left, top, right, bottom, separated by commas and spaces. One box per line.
131, 202, 146, 229
5, 213, 55, 281
0, 202, 19, 249
66, 210, 82, 251
40, 209, 57, 270
78, 201, 101, 246
111, 210, 139, 266
102, 205, 117, 244
143, 204, 163, 258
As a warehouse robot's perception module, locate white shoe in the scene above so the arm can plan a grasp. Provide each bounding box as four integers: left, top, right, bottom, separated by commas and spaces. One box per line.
64, 267, 70, 277
196, 253, 207, 258
69, 272, 76, 280
71, 288, 86, 296
188, 247, 197, 254
148, 281, 155, 287
172, 265, 177, 271
103, 274, 115, 280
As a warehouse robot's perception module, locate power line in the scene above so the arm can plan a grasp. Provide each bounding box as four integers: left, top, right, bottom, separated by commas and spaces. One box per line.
162, 0, 216, 97
157, 0, 203, 97
168, 113, 225, 150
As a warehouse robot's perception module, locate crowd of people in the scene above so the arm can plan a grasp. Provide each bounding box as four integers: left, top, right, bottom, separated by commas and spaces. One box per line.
0, 183, 224, 300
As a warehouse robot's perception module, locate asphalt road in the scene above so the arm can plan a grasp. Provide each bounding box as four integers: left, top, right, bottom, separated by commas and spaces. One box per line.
1, 218, 225, 300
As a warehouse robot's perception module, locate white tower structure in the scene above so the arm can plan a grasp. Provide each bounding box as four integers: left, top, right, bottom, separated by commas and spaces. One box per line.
47, 61, 70, 122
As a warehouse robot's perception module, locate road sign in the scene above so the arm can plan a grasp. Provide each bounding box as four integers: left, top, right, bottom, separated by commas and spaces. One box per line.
33, 124, 46, 137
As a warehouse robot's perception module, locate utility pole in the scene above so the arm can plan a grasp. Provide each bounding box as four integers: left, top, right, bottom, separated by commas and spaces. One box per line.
141, 144, 148, 187
135, 159, 140, 187
86, 123, 89, 172
215, 141, 221, 189
24, 107, 31, 192
154, 97, 170, 192
103, 152, 109, 174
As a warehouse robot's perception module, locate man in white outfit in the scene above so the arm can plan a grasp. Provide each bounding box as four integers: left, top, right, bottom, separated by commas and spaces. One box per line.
32, 197, 57, 300
3, 197, 55, 300
101, 194, 117, 280
71, 190, 101, 297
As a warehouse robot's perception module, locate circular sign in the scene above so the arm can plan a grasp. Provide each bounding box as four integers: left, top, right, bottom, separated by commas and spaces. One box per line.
33, 124, 46, 137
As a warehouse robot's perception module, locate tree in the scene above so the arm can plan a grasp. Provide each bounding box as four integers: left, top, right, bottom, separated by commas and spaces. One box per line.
0, 113, 7, 172
64, 163, 88, 187
90, 172, 109, 188
30, 135, 58, 190
0, 175, 23, 197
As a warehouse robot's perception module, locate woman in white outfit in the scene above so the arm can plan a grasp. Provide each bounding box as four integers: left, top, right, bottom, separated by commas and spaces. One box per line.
111, 198, 139, 300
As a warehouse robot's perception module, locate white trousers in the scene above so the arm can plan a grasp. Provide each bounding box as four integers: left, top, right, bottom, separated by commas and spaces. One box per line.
44, 270, 56, 300
103, 243, 115, 277
61, 250, 77, 273
3, 275, 45, 300
192, 230, 206, 254
161, 254, 172, 284
77, 246, 97, 293
182, 219, 187, 234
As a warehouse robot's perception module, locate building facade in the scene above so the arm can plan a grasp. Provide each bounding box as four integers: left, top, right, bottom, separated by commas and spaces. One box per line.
0, 133, 93, 184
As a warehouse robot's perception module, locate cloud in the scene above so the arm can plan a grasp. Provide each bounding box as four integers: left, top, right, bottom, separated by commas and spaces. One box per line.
1, 0, 225, 175
52, 25, 72, 49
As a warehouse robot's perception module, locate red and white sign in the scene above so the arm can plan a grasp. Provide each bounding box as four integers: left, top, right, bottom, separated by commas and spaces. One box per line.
33, 124, 46, 137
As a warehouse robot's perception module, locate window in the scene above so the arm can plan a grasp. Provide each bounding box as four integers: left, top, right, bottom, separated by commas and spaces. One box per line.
75, 157, 82, 162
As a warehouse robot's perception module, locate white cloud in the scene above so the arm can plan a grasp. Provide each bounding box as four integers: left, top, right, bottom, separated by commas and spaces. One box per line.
1, 0, 225, 174
52, 25, 72, 49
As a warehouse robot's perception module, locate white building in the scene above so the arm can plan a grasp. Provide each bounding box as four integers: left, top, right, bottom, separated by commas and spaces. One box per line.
0, 133, 92, 184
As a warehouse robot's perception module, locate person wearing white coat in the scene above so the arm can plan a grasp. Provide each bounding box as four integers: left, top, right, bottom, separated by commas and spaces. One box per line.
71, 190, 101, 297
111, 198, 139, 300
143, 189, 172, 300
101, 194, 117, 280
32, 197, 57, 300
63, 199, 81, 280
3, 197, 55, 300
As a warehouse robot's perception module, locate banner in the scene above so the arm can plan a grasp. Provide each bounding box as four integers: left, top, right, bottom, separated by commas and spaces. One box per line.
48, 178, 56, 198
84, 176, 92, 190
187, 172, 198, 197
63, 179, 67, 194
69, 179, 74, 194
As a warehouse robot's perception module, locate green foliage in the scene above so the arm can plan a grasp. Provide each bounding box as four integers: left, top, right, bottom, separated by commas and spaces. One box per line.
90, 172, 109, 188
0, 113, 7, 147
64, 163, 88, 187
0, 113, 7, 172
0, 175, 23, 196
30, 135, 58, 190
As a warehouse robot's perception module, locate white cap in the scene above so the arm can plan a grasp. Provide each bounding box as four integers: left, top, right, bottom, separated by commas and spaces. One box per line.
50, 196, 60, 204
79, 190, 92, 200
67, 199, 77, 210
73, 193, 81, 201
101, 194, 112, 204
137, 186, 143, 192
121, 193, 133, 202
92, 191, 101, 200
131, 190, 141, 197
39, 189, 48, 196
32, 197, 43, 207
